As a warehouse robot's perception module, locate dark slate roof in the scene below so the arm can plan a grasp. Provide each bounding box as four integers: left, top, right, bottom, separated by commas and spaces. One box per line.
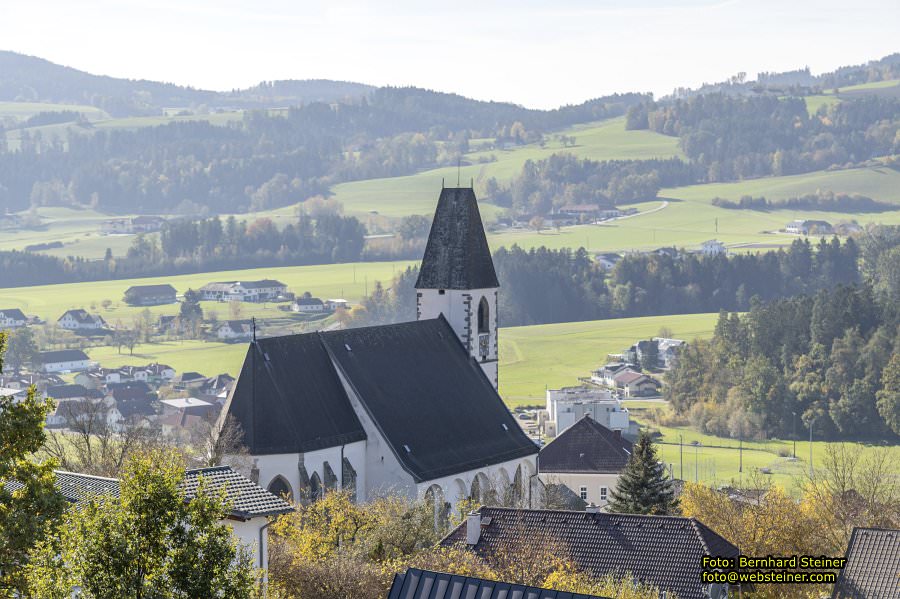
0, 308, 27, 320
539, 416, 633, 474
125, 284, 177, 295
223, 317, 537, 481
320, 317, 537, 482
388, 568, 610, 599
442, 507, 740, 599
832, 527, 900, 599
221, 330, 368, 454
59, 309, 97, 324
240, 279, 286, 289
51, 467, 292, 519
415, 187, 499, 290
37, 349, 90, 363
46, 384, 89, 400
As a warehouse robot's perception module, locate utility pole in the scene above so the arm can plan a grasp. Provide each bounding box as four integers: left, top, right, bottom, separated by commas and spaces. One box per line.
679, 434, 684, 480
809, 417, 816, 478
792, 411, 797, 459
739, 421, 743, 474
695, 443, 700, 483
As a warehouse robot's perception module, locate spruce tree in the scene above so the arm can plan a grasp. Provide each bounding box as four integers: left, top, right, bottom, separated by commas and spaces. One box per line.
607, 431, 678, 515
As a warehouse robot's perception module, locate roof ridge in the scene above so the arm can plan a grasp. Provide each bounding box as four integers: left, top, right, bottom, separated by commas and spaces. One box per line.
54, 470, 119, 482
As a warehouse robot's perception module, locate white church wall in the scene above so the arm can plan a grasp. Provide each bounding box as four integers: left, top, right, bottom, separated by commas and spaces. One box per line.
416, 454, 537, 510
250, 441, 367, 502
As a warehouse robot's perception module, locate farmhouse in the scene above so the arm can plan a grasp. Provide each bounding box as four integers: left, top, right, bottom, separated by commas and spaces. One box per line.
442, 507, 741, 599
123, 284, 177, 306
57, 309, 107, 331
200, 280, 288, 302
220, 187, 537, 510
0, 308, 28, 329
291, 296, 326, 312
217, 319, 254, 340
37, 349, 92, 373
538, 415, 633, 507
786, 219, 833, 235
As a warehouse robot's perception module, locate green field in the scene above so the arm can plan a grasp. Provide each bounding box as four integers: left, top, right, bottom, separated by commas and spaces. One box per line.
87, 340, 248, 379
499, 312, 719, 406
0, 260, 414, 326
0, 101, 109, 122
327, 117, 683, 218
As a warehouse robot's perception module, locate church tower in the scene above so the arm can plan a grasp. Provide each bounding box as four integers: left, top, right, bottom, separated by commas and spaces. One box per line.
416, 186, 500, 388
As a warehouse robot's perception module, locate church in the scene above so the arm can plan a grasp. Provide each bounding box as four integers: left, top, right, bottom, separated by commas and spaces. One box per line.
220, 186, 539, 510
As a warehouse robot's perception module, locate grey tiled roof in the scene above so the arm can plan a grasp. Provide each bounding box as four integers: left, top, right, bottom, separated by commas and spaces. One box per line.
37, 349, 90, 363
50, 467, 292, 519
832, 527, 900, 599
442, 507, 740, 599
415, 187, 499, 290
539, 416, 633, 474
388, 568, 611, 599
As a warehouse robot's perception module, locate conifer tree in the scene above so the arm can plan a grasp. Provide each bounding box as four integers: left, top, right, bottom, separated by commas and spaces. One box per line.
607, 432, 678, 515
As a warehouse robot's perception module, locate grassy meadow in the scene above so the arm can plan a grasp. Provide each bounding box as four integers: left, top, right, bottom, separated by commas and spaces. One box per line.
498, 312, 719, 406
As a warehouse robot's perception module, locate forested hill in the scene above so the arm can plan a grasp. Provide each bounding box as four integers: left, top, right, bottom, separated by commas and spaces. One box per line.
0, 51, 374, 115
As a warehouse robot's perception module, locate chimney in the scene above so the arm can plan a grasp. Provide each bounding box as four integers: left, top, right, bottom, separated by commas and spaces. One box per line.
585, 503, 600, 514
250, 459, 260, 483
466, 511, 482, 545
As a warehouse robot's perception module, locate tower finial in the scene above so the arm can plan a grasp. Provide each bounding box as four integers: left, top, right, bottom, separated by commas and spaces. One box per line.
251, 316, 257, 342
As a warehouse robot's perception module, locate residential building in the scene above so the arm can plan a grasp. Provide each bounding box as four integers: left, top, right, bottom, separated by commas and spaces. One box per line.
221, 187, 537, 510
442, 507, 741, 599
44, 384, 89, 403
217, 319, 254, 340
700, 239, 726, 256
291, 297, 326, 312
594, 252, 622, 271
327, 298, 350, 311
538, 415, 633, 507
0, 308, 28, 329
612, 369, 661, 397
591, 362, 638, 388
786, 219, 834, 235
831, 527, 900, 599
21, 468, 292, 579
655, 337, 686, 368
123, 284, 177, 306
388, 568, 610, 599
47, 396, 120, 429
160, 397, 217, 437
199, 280, 288, 302
36, 349, 92, 373
57, 309, 107, 331
172, 371, 207, 390
544, 387, 633, 438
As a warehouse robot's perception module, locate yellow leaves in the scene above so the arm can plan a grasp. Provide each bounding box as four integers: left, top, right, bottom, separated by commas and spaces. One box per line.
543, 563, 666, 599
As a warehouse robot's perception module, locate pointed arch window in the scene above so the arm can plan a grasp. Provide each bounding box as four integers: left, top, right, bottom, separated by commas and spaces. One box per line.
267, 476, 293, 503
309, 472, 322, 501
478, 297, 490, 334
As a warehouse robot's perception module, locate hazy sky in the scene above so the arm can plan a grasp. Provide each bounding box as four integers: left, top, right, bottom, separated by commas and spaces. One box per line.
1, 0, 898, 108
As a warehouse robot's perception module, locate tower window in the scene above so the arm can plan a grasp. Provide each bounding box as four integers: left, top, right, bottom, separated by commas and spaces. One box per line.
438, 289, 445, 295
478, 297, 490, 334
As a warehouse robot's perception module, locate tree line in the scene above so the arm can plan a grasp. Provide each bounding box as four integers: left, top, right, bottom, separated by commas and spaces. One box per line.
711, 190, 897, 213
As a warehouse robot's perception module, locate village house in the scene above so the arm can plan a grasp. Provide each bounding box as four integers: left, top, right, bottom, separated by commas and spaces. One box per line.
388, 568, 610, 599
655, 337, 686, 368
831, 527, 900, 598
36, 349, 92, 373
442, 507, 741, 599
327, 298, 350, 311
0, 308, 28, 329
612, 369, 661, 397
199, 280, 288, 302
160, 396, 217, 437
123, 283, 177, 306
291, 296, 326, 312
220, 187, 537, 511
538, 415, 633, 508
786, 219, 833, 235
217, 319, 254, 340
172, 371, 207, 390
700, 239, 726, 256
17, 468, 293, 580
57, 309, 107, 331
594, 252, 622, 271
544, 386, 635, 438
591, 362, 638, 388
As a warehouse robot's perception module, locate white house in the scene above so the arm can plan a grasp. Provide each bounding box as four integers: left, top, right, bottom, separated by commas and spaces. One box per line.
217, 320, 254, 340
613, 369, 661, 397
786, 219, 833, 235
220, 187, 537, 512
57, 309, 107, 331
200, 280, 288, 303
46, 468, 292, 581
538, 415, 634, 508
326, 298, 350, 311
291, 297, 326, 312
544, 386, 634, 438
0, 308, 28, 329
655, 337, 686, 368
700, 239, 726, 256
37, 349, 92, 373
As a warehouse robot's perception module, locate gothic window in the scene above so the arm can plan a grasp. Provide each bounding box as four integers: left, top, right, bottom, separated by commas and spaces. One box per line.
267, 476, 293, 502
478, 297, 490, 334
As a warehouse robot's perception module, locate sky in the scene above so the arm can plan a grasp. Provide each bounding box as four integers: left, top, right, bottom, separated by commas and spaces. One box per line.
1, 0, 898, 108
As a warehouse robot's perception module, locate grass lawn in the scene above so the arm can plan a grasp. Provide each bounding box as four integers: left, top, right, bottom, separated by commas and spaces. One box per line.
0, 206, 143, 258
0, 101, 108, 121
0, 260, 414, 326
498, 313, 719, 407
87, 340, 248, 379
